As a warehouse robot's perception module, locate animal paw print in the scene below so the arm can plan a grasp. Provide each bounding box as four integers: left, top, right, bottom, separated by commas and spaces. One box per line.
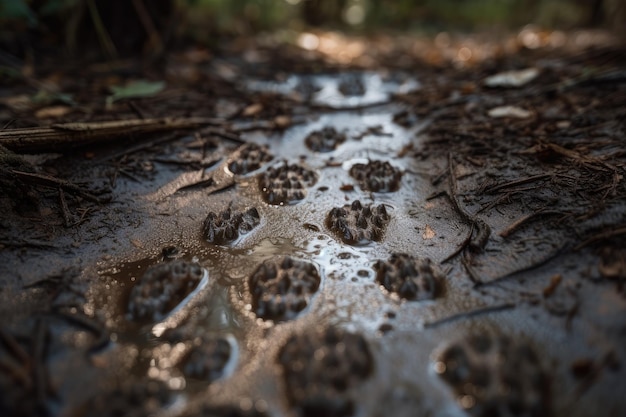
326, 200, 390, 245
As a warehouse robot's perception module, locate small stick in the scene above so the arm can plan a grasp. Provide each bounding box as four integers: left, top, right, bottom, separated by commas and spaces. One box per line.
11, 170, 107, 204
423, 303, 515, 328
131, 0, 164, 56
574, 225, 626, 250
49, 311, 110, 354
0, 328, 31, 366
441, 223, 473, 264
499, 209, 564, 238
58, 188, 72, 228
33, 319, 50, 410
484, 173, 552, 194
0, 117, 224, 152
461, 250, 482, 285
475, 247, 565, 288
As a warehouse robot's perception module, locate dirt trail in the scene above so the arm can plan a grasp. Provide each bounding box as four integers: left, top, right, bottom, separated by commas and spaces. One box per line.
1, 33, 625, 417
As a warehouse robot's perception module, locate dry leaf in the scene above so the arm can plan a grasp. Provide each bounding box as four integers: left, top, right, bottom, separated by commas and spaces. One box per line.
274, 115, 291, 129
484, 68, 539, 88
488, 105, 532, 119
243, 103, 263, 117
423, 224, 436, 239
35, 105, 71, 119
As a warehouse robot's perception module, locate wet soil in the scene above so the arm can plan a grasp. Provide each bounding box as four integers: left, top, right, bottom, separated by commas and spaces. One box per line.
1, 32, 625, 417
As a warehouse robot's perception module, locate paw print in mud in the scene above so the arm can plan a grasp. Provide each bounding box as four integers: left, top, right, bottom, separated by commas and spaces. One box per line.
227, 143, 273, 175
257, 163, 318, 205
338, 74, 366, 97
374, 253, 441, 301
127, 260, 204, 322
85, 379, 172, 417
349, 160, 402, 192
278, 327, 373, 417
202, 207, 260, 245
305, 127, 347, 152
434, 334, 550, 417
326, 200, 390, 245
163, 329, 233, 383
248, 256, 321, 322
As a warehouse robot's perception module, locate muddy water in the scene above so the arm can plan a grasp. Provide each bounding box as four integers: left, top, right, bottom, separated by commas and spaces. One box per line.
12, 71, 623, 417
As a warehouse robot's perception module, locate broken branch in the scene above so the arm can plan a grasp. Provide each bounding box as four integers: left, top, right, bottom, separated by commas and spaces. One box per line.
0, 117, 224, 153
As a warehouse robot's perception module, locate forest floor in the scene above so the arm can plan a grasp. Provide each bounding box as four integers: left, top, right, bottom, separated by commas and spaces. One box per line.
1, 29, 625, 417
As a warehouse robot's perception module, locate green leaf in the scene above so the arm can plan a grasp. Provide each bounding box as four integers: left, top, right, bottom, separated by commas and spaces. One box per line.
0, 0, 37, 25
32, 90, 76, 106
106, 80, 166, 106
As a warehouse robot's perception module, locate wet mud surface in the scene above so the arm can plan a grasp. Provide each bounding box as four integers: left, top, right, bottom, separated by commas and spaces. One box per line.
1, 38, 626, 417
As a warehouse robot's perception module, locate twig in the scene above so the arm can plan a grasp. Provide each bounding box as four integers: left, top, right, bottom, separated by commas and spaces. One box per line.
0, 329, 32, 388
86, 0, 118, 60
475, 247, 566, 288
0, 117, 224, 153
499, 209, 565, 238
423, 303, 515, 328
48, 311, 110, 354
131, 0, 163, 56
33, 319, 50, 413
200, 127, 245, 144
11, 170, 108, 204
484, 173, 552, 194
574, 225, 626, 250
447, 153, 491, 253
0, 239, 58, 250
461, 250, 482, 285
441, 223, 474, 264
58, 188, 72, 228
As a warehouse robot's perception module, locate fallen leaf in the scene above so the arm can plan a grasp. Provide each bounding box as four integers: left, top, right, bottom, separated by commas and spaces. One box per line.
1, 94, 31, 111
32, 90, 75, 106
130, 238, 144, 249
35, 105, 71, 119
273, 115, 291, 129
423, 224, 436, 239
488, 105, 532, 119
484, 68, 539, 88
107, 80, 165, 106
243, 103, 263, 117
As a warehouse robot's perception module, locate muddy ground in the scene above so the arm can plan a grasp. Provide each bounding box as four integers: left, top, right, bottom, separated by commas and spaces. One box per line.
1, 31, 625, 417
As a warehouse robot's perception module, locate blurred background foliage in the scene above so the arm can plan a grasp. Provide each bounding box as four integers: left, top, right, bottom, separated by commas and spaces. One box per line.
0, 0, 622, 58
